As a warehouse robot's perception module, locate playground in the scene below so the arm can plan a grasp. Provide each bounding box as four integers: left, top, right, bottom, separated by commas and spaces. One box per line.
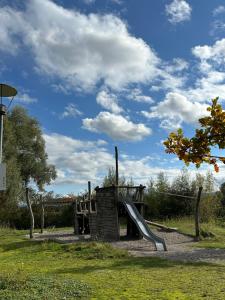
31, 223, 225, 265
2, 219, 225, 299
26, 147, 211, 261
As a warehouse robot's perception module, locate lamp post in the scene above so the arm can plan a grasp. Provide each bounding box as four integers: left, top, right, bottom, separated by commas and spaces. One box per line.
0, 84, 17, 190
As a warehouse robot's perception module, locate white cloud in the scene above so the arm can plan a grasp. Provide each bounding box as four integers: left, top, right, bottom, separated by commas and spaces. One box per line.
0, 6, 26, 55
16, 93, 37, 104
126, 88, 154, 104
165, 0, 192, 24
44, 133, 112, 185
111, 0, 123, 4
150, 58, 188, 93
187, 38, 225, 102
0, 0, 159, 91
83, 0, 95, 4
96, 89, 123, 113
182, 72, 225, 103
44, 132, 187, 188
61, 103, 82, 119
83, 111, 151, 141
141, 92, 209, 130
164, 58, 189, 73
192, 38, 225, 65
45, 132, 225, 190
83, 0, 122, 4
213, 5, 225, 16
210, 20, 225, 38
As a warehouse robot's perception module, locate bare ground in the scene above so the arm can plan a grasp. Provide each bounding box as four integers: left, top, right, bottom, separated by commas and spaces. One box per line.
31, 228, 225, 264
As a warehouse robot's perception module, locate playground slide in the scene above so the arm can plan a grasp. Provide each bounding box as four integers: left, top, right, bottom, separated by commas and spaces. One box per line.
121, 196, 167, 251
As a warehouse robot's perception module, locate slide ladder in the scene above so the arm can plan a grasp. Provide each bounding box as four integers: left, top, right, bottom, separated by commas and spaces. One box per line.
121, 196, 167, 251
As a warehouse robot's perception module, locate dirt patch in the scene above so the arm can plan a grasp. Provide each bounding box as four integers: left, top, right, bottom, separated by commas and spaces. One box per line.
111, 228, 194, 254
30, 229, 225, 264
113, 229, 225, 264
30, 231, 91, 244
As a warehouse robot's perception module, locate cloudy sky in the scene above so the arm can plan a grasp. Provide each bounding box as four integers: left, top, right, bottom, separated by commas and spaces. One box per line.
1, 0, 225, 194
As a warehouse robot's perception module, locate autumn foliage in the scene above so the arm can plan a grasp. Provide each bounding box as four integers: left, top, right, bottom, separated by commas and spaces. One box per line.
164, 97, 225, 172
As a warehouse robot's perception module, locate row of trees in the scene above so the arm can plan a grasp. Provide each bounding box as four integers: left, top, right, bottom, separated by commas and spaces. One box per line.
102, 167, 223, 222
144, 169, 220, 220
0, 106, 56, 226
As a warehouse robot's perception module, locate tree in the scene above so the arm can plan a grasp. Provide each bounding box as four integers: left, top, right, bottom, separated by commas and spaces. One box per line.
155, 172, 169, 192
0, 116, 22, 223
102, 167, 126, 187
154, 172, 171, 217
9, 106, 57, 237
170, 168, 194, 215
164, 98, 225, 172
9, 107, 56, 190
220, 182, 225, 203
163, 99, 223, 238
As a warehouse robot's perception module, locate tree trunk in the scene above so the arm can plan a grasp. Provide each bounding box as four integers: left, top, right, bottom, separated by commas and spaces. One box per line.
26, 187, 34, 239
40, 194, 44, 234
195, 186, 203, 240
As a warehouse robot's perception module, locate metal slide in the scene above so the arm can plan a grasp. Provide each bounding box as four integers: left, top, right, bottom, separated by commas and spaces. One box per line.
121, 196, 167, 251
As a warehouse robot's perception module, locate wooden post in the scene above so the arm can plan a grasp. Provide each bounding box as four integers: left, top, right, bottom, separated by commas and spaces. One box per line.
40, 194, 44, 234
88, 181, 91, 200
88, 181, 91, 211
26, 187, 34, 239
114, 146, 120, 239
73, 201, 79, 235
139, 185, 144, 217
115, 146, 119, 186
195, 186, 203, 240
139, 185, 144, 202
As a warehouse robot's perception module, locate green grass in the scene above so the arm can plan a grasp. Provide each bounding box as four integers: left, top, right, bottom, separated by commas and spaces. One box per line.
1, 227, 225, 299
162, 217, 225, 249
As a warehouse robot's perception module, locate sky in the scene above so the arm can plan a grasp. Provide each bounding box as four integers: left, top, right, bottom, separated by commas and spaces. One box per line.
1, 0, 225, 194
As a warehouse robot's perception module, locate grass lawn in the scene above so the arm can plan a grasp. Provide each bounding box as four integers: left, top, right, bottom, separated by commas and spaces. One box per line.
1, 227, 225, 299
162, 217, 225, 249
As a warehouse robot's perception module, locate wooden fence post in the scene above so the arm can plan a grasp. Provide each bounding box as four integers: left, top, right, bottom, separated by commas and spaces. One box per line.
195, 186, 203, 240
73, 201, 79, 235
26, 187, 34, 239
40, 194, 44, 234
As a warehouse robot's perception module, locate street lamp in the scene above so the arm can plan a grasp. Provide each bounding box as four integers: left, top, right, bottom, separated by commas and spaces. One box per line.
0, 83, 17, 190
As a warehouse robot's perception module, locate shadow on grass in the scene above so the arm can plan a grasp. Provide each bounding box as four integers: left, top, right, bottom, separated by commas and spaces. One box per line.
52, 256, 222, 276
0, 240, 54, 252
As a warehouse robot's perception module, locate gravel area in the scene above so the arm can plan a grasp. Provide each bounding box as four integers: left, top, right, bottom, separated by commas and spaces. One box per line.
113, 229, 225, 264
31, 228, 225, 264
31, 231, 91, 243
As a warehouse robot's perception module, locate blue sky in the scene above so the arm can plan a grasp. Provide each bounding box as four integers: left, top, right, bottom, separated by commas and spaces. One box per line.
1, 0, 225, 194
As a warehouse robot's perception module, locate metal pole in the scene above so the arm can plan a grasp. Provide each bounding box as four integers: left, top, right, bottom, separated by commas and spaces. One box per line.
0, 85, 3, 164
0, 111, 3, 164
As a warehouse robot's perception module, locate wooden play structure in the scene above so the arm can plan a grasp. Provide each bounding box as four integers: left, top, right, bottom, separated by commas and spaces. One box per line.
72, 183, 166, 251
40, 147, 167, 251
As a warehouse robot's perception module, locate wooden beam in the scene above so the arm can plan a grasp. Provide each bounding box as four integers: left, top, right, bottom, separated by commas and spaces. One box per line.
145, 219, 178, 232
